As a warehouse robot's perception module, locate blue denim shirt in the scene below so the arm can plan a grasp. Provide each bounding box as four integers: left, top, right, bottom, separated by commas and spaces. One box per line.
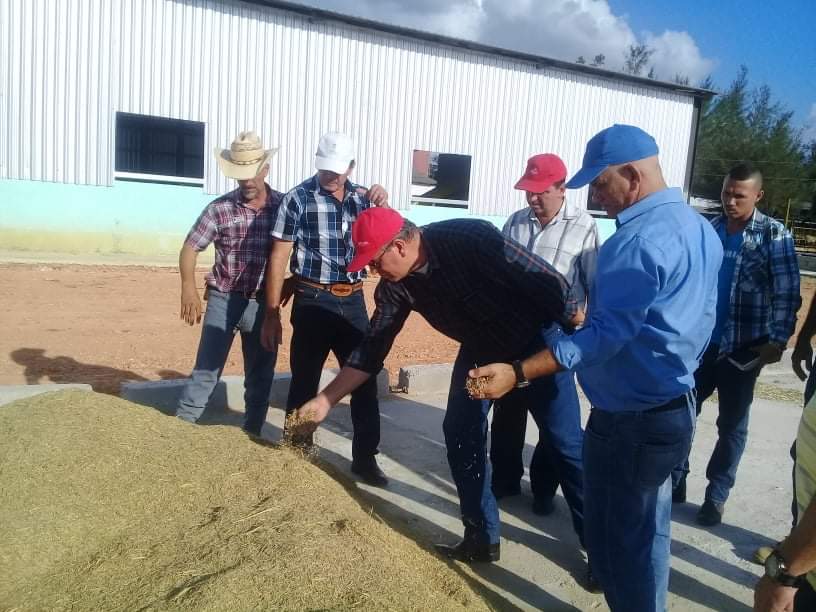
553, 188, 723, 411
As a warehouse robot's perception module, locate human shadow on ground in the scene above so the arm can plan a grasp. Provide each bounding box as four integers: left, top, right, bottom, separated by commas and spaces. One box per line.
9, 347, 185, 395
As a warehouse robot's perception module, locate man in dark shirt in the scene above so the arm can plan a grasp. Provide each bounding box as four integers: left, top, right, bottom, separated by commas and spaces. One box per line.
291, 206, 578, 563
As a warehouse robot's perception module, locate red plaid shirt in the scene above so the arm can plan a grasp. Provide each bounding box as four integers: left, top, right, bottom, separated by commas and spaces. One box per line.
185, 184, 283, 294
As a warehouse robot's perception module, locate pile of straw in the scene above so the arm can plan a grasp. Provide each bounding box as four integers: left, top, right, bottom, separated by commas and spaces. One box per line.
0, 391, 490, 611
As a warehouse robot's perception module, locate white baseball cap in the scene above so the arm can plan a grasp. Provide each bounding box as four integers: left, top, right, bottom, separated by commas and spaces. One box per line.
315, 132, 356, 175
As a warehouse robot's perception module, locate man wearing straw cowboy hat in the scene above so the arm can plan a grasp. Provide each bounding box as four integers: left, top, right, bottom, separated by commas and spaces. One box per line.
261, 131, 390, 487
176, 131, 285, 436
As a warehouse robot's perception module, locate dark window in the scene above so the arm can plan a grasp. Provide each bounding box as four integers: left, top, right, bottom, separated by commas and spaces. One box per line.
115, 112, 205, 180
411, 150, 471, 209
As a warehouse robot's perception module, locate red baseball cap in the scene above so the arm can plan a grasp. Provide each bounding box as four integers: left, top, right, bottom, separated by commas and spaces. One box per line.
514, 154, 568, 192
347, 207, 405, 273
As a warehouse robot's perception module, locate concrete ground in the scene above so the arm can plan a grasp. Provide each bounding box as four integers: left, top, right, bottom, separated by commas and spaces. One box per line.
2, 354, 806, 611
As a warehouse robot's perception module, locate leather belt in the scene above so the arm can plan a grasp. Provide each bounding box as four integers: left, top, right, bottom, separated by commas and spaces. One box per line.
644, 391, 694, 414
297, 278, 363, 298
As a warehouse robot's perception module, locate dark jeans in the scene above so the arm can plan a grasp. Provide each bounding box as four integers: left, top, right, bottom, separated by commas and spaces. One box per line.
673, 343, 760, 505
489, 328, 584, 539
286, 283, 380, 462
795, 579, 816, 611
445, 345, 501, 545
177, 289, 277, 435
490, 324, 581, 508
584, 397, 695, 612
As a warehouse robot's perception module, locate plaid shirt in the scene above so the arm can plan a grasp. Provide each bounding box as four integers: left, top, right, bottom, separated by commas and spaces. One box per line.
185, 184, 283, 294
346, 219, 576, 374
271, 175, 370, 284
712, 209, 801, 355
503, 198, 599, 308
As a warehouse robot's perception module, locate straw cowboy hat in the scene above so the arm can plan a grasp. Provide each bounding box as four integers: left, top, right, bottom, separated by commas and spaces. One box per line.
214, 131, 278, 180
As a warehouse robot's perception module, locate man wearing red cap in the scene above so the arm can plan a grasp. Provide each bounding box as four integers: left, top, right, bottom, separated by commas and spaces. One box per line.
491, 153, 598, 524
291, 207, 576, 568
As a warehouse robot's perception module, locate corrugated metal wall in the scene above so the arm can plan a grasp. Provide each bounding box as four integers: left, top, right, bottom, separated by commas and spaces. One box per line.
1, 0, 696, 216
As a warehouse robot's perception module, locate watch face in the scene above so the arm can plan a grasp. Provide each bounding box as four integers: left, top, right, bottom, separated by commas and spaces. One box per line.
765, 553, 781, 578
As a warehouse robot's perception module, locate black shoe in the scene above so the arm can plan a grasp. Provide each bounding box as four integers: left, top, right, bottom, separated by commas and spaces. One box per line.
586, 568, 603, 594
435, 538, 500, 563
532, 497, 555, 516
351, 459, 389, 487
696, 499, 724, 526
672, 478, 687, 504
491, 482, 521, 500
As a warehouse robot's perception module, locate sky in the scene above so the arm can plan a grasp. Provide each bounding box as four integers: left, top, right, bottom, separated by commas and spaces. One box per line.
292, 0, 816, 142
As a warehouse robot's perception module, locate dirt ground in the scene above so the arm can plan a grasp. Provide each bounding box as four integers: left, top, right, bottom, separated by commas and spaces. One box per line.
0, 263, 458, 394
0, 263, 813, 395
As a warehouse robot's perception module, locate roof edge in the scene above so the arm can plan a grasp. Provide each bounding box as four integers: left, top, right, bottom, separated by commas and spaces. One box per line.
244, 0, 715, 99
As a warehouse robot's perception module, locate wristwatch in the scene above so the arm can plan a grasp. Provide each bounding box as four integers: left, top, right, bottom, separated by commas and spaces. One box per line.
511, 360, 530, 389
764, 549, 807, 588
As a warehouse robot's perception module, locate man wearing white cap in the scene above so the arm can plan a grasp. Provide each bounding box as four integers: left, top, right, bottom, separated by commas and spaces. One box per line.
176, 131, 284, 436
261, 131, 389, 486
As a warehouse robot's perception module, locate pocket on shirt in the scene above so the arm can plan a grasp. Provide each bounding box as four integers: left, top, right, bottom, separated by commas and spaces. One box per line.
737, 248, 768, 291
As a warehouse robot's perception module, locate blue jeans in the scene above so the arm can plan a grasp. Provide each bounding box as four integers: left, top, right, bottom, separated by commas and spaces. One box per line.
445, 345, 501, 545
177, 288, 277, 435
584, 397, 695, 612
490, 327, 584, 539
286, 283, 380, 462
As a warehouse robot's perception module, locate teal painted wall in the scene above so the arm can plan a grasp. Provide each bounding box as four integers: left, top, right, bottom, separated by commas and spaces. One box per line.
0, 178, 616, 257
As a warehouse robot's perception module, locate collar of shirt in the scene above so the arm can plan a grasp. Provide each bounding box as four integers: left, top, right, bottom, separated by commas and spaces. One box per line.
711, 208, 767, 240
526, 198, 575, 230
310, 174, 360, 204
233, 183, 277, 211
615, 187, 685, 228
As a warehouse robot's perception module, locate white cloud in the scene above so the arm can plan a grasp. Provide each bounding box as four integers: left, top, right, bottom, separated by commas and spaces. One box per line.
293, 0, 716, 85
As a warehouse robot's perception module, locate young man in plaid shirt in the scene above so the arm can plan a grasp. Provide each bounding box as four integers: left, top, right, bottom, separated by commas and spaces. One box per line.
261, 132, 390, 487
673, 162, 801, 526
176, 132, 284, 436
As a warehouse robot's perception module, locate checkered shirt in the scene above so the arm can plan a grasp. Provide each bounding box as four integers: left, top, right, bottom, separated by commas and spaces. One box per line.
271, 175, 370, 284
712, 209, 801, 355
502, 198, 599, 308
184, 185, 283, 294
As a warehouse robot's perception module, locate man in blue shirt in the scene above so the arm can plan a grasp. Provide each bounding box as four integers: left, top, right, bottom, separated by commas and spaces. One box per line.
470, 125, 723, 612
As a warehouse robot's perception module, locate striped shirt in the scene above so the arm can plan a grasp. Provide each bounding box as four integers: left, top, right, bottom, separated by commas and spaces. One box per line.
502, 198, 599, 307
795, 395, 816, 590
271, 175, 370, 284
712, 209, 801, 356
184, 184, 283, 294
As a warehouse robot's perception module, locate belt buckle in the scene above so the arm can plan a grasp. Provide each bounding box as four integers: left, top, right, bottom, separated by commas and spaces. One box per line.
330, 284, 353, 297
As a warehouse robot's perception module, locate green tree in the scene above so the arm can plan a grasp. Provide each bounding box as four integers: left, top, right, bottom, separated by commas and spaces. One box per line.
591, 54, 606, 67
691, 66, 811, 219
623, 44, 654, 76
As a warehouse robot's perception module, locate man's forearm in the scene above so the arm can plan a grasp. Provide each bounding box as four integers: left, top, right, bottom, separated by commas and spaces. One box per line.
521, 348, 564, 381
320, 366, 373, 406
779, 497, 816, 577
265, 240, 294, 310
179, 244, 198, 289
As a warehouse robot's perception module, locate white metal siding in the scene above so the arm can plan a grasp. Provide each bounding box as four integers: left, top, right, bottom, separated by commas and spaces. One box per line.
1, 0, 696, 215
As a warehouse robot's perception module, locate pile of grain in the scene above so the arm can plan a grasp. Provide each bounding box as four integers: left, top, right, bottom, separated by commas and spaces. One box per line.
0, 391, 490, 611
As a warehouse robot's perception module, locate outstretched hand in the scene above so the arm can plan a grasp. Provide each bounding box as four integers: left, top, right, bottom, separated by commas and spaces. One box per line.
466, 363, 515, 400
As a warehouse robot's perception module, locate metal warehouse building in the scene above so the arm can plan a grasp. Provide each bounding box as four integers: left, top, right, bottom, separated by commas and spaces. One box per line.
0, 0, 711, 258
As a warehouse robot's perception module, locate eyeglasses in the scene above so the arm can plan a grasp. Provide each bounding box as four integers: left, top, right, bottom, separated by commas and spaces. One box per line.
368, 242, 395, 270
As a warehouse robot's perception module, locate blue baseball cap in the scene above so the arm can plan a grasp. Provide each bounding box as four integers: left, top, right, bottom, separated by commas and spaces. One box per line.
565, 124, 659, 189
